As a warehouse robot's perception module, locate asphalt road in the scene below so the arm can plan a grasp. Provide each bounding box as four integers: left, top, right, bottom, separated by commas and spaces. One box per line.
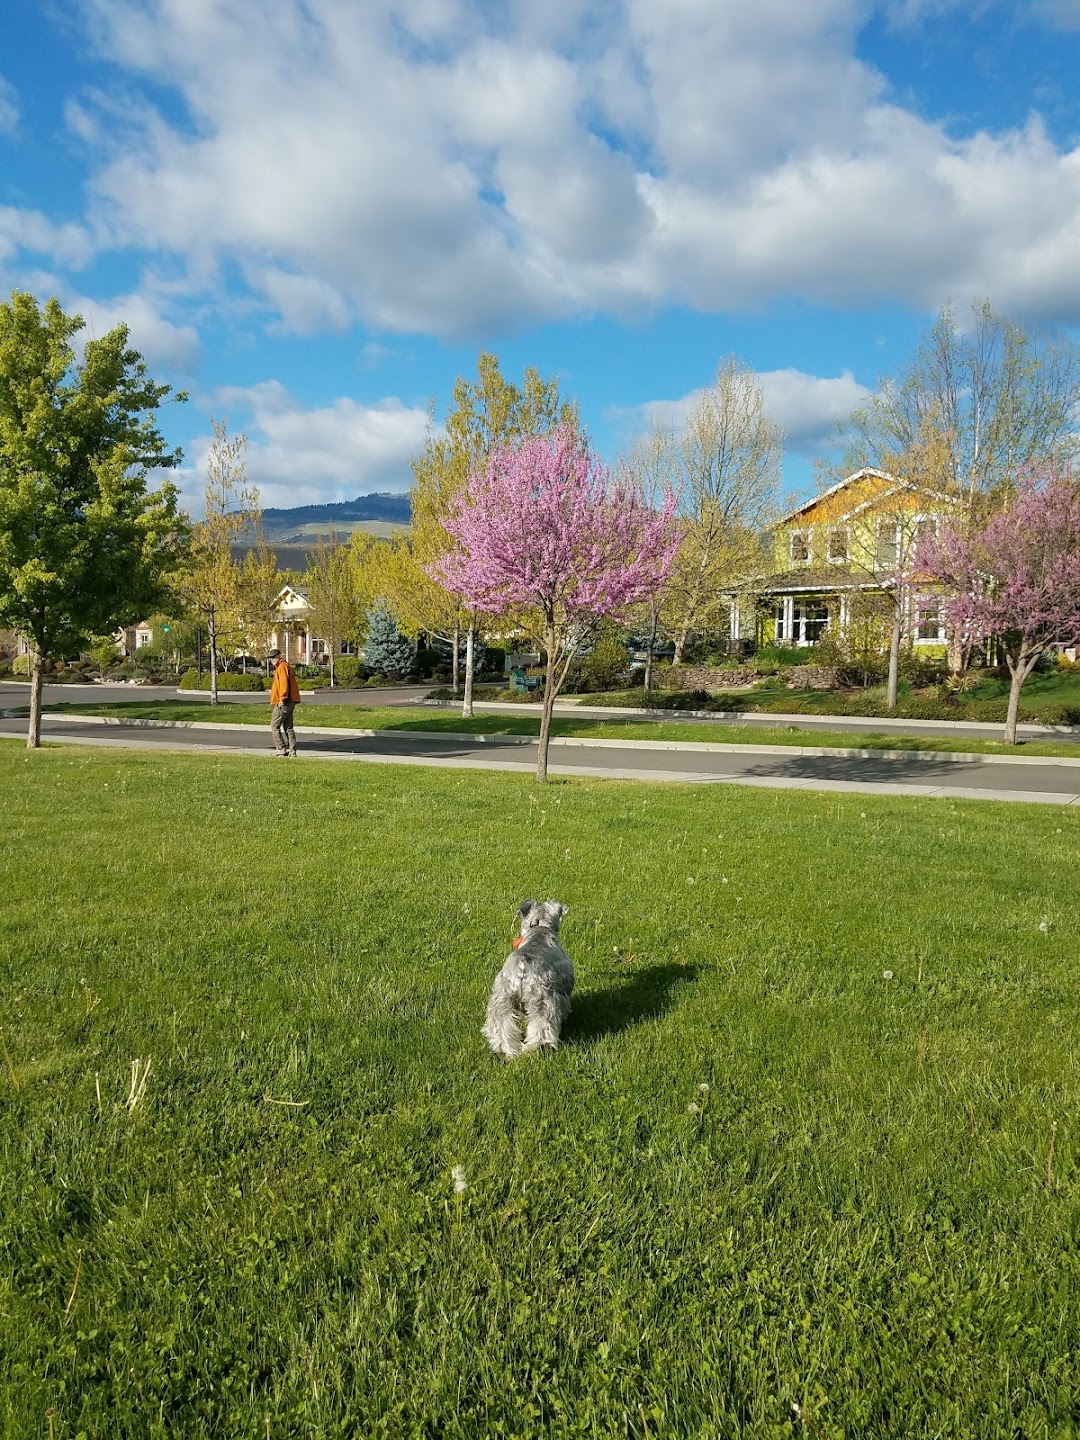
3, 678, 1078, 744
4, 708, 1080, 804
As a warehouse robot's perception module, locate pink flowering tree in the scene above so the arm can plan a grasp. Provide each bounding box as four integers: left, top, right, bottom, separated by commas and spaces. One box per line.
428, 425, 680, 781
916, 465, 1080, 744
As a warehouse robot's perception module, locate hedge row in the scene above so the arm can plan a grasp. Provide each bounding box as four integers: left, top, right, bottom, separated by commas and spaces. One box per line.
178, 670, 266, 692
592, 689, 1080, 726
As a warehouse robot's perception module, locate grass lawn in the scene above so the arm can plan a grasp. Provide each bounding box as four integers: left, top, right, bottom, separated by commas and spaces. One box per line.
37, 698, 1080, 758
3, 745, 1080, 1437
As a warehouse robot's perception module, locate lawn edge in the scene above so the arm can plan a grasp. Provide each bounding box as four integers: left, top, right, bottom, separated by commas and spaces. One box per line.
32, 710, 1080, 768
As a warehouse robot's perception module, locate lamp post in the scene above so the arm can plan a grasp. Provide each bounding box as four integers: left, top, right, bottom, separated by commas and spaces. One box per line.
160, 623, 172, 680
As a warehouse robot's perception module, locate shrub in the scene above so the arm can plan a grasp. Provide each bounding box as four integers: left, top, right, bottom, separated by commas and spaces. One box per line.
899, 653, 948, 687
754, 646, 810, 667
1029, 702, 1080, 725
332, 655, 363, 686
178, 669, 265, 692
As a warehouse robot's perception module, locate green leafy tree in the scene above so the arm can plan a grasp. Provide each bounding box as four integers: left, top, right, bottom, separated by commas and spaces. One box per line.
306, 535, 361, 685
89, 633, 121, 679
0, 291, 185, 746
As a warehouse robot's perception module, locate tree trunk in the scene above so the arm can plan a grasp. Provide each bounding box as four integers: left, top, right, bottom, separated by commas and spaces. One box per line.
946, 629, 964, 676
673, 626, 688, 666
644, 603, 658, 693
452, 622, 460, 698
1003, 648, 1040, 746
462, 624, 475, 719
885, 600, 903, 710
536, 628, 558, 784
208, 612, 219, 705
27, 641, 44, 749
1003, 666, 1025, 746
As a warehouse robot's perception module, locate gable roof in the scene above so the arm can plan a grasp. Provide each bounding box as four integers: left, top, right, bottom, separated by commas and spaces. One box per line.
779, 467, 961, 528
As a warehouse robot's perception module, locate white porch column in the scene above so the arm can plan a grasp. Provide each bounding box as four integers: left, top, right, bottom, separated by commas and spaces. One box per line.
783, 596, 794, 643
729, 599, 740, 641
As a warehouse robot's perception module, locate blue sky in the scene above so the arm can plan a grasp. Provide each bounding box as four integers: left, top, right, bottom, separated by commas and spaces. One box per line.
1, 0, 1078, 515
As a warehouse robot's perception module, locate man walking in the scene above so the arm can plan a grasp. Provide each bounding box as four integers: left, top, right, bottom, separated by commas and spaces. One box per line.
267, 648, 301, 757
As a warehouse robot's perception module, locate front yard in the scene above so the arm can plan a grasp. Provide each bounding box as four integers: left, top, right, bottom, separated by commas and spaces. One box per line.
2, 747, 1079, 1436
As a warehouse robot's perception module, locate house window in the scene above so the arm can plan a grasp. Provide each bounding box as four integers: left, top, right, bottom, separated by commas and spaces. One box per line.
915, 598, 945, 643
827, 527, 849, 563
136, 630, 152, 648
774, 601, 788, 642
876, 521, 899, 569
790, 530, 810, 564
796, 601, 830, 646
912, 517, 937, 559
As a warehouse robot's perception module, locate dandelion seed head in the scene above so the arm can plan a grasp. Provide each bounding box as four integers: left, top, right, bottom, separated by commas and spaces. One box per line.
882, 970, 894, 980
687, 1102, 700, 1115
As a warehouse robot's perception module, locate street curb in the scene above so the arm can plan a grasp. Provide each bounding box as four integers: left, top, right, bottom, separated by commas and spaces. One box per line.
35, 712, 1080, 768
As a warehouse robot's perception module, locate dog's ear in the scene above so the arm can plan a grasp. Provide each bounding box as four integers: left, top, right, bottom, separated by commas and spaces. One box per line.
517, 899, 536, 919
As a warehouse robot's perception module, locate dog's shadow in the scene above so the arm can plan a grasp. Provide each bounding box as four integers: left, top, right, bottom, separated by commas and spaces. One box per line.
567, 962, 696, 1044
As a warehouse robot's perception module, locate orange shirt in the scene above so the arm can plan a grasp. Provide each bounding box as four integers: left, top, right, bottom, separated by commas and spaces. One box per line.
270, 659, 301, 704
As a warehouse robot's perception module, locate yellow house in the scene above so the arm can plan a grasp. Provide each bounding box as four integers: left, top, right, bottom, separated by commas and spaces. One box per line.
747, 467, 962, 651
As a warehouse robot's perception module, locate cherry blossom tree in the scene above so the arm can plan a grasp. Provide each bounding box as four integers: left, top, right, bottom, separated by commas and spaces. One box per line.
429, 426, 680, 781
917, 465, 1080, 744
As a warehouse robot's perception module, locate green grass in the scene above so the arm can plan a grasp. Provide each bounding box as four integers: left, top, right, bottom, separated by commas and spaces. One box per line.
39, 698, 1080, 758
3, 745, 1080, 1437
968, 669, 1080, 702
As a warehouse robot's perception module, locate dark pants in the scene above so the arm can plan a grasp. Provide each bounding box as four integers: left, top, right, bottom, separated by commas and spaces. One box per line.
271, 701, 297, 755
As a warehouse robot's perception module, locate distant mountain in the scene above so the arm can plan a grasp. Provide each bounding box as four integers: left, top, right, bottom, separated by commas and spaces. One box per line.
258, 492, 411, 540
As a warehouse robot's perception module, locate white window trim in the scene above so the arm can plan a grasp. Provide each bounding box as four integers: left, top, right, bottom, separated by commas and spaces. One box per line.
912, 594, 947, 645
826, 525, 849, 564
875, 519, 900, 570
789, 530, 812, 566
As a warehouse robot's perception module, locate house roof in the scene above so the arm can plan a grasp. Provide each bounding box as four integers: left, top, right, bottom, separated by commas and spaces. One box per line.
779, 467, 962, 528
779, 468, 895, 525
754, 565, 896, 595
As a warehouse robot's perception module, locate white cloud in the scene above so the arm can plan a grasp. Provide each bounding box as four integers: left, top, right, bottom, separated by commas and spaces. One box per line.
0, 206, 93, 268
625, 367, 873, 457
68, 289, 202, 371
0, 75, 19, 134
49, 0, 1080, 336
177, 381, 430, 514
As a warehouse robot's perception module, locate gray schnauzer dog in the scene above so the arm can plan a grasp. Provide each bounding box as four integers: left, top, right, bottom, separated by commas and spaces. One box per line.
482, 900, 575, 1058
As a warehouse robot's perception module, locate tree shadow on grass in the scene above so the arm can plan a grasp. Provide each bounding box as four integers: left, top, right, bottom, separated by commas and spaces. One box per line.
567, 963, 697, 1045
